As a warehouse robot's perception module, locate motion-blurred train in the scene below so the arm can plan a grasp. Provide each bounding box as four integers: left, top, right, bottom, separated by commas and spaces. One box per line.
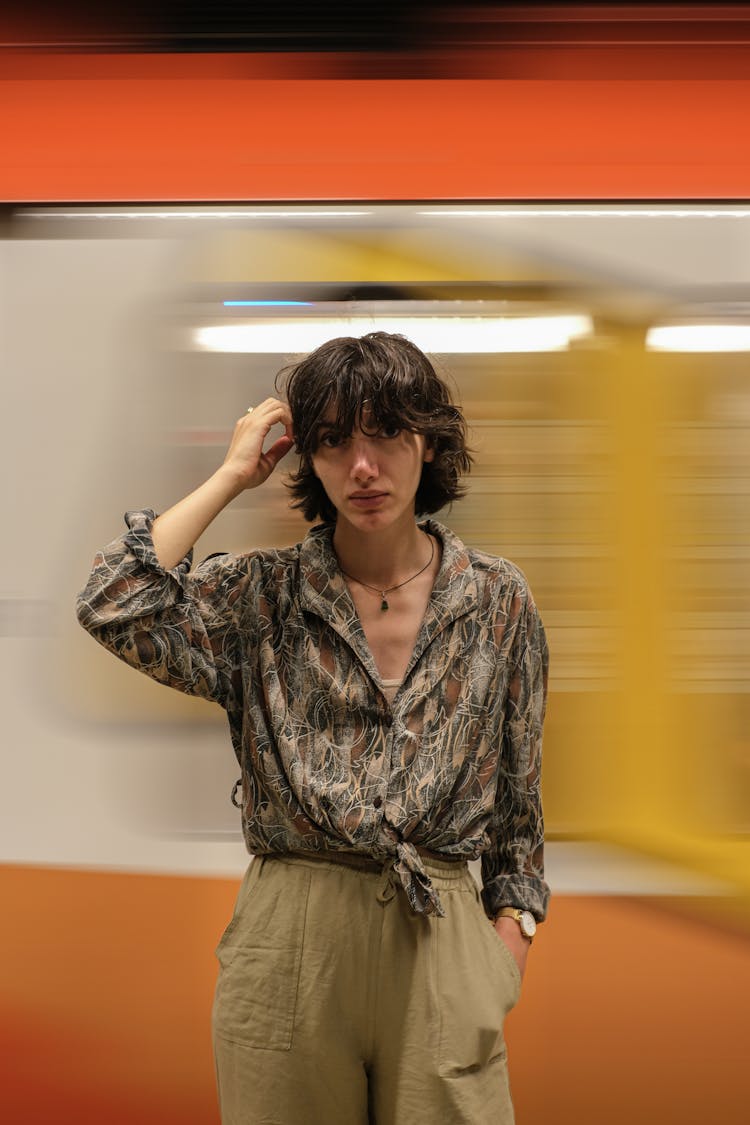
2, 7, 749, 1124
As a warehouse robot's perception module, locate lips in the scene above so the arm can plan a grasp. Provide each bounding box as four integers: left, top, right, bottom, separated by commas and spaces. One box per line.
349, 492, 387, 508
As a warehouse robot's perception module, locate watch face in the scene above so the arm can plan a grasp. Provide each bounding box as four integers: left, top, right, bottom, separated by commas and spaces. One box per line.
520, 911, 537, 938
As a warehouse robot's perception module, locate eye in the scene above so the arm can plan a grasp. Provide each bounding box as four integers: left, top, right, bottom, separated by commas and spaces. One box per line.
378, 422, 401, 439
319, 431, 346, 448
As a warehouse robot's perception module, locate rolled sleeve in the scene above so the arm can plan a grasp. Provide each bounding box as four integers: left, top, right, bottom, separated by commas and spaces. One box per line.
75, 508, 247, 708
481, 584, 551, 923
121, 508, 195, 588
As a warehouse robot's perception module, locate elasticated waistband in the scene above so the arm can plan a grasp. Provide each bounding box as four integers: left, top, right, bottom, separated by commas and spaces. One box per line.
265, 848, 470, 883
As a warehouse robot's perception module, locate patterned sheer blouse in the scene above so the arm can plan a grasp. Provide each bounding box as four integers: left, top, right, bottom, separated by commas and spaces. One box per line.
76, 510, 551, 923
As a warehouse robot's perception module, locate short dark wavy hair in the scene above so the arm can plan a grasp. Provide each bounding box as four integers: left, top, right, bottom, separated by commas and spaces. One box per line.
275, 331, 473, 524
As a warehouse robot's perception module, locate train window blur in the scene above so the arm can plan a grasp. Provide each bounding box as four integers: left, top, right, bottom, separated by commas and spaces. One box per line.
5, 202, 748, 892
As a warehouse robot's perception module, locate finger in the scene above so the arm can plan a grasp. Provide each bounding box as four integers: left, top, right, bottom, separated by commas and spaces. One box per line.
263, 435, 295, 470
237, 405, 275, 429
255, 397, 292, 423
255, 397, 284, 413
255, 404, 295, 439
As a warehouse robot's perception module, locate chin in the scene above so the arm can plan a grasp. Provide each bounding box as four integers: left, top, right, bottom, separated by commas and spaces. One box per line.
340, 506, 394, 530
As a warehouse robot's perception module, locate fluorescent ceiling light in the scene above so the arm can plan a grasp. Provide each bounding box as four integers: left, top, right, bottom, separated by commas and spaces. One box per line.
193, 315, 592, 354
21, 205, 750, 220
646, 325, 750, 352
20, 209, 372, 220
418, 208, 750, 218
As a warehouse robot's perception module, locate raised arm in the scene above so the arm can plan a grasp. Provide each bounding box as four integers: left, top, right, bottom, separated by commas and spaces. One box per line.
151, 398, 295, 568
76, 399, 295, 705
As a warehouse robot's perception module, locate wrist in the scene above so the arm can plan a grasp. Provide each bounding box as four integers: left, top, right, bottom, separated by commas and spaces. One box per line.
212, 464, 250, 500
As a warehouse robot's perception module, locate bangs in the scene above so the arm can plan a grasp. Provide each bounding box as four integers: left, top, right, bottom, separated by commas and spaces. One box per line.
283, 334, 441, 456
308, 380, 426, 450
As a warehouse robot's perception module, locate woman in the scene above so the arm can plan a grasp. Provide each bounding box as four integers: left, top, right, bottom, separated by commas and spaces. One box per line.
77, 331, 550, 1125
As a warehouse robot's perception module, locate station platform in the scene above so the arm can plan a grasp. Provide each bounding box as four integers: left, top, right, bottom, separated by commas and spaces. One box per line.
1, 846, 747, 1125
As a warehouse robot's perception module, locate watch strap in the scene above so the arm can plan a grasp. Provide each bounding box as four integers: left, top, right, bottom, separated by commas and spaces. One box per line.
496, 907, 535, 940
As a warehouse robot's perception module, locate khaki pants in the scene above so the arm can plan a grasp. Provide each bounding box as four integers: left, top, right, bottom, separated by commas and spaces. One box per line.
212, 851, 521, 1125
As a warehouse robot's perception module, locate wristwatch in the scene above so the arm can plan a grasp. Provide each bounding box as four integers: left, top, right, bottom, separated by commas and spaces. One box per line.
496, 907, 537, 942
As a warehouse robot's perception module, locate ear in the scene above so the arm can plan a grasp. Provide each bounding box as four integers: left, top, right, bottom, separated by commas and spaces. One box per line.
423, 438, 436, 463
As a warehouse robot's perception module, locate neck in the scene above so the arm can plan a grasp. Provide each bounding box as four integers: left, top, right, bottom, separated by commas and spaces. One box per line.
332, 511, 432, 589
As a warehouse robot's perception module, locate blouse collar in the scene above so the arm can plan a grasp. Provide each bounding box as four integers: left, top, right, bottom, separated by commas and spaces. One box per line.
297, 517, 478, 687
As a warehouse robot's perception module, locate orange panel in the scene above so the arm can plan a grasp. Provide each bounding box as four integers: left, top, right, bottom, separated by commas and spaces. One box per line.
1, 864, 227, 1125
1, 864, 748, 1125
2, 61, 750, 200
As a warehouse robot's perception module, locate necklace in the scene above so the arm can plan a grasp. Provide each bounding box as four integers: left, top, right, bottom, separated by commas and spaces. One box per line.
338, 532, 435, 611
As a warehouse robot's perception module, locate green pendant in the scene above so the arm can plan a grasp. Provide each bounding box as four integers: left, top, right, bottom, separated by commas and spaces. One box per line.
380, 597, 389, 611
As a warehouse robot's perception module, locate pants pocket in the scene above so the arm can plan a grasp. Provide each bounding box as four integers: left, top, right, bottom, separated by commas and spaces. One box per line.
486, 922, 523, 1000
436, 880, 520, 1077
212, 857, 311, 1051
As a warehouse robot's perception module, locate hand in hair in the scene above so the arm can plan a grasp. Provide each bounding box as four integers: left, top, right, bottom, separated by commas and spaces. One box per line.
149, 398, 295, 569
222, 398, 296, 492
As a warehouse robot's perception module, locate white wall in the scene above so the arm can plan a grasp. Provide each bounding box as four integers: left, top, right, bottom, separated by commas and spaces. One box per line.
0, 234, 248, 876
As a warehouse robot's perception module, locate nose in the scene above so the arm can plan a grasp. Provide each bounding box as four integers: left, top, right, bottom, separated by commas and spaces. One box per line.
348, 433, 379, 482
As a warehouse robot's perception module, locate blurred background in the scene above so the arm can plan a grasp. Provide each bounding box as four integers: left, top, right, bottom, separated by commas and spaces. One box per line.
2, 4, 750, 1125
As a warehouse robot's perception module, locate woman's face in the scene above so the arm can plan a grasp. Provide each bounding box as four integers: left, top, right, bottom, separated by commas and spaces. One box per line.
310, 405, 434, 530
